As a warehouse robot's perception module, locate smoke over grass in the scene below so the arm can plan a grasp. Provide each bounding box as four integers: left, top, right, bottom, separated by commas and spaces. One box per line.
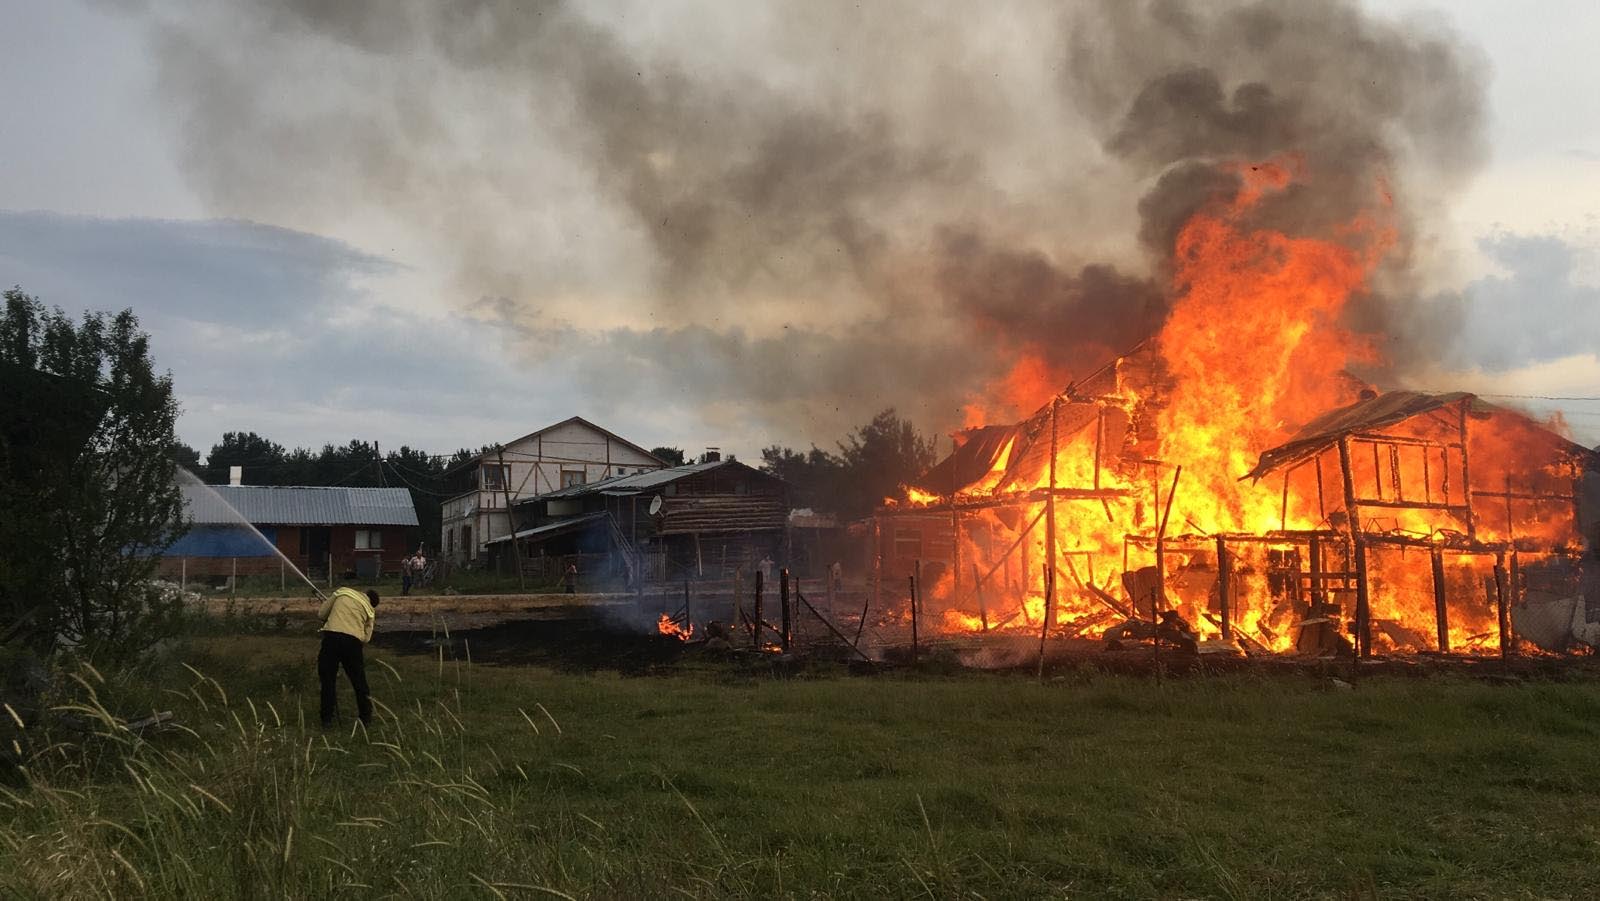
120, 0, 1488, 436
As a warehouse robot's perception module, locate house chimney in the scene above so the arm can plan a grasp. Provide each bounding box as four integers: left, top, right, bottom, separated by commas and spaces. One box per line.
701, 447, 721, 463
229, 465, 243, 486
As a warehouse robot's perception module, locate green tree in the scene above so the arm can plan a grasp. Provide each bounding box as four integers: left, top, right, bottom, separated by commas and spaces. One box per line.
650, 446, 686, 467
170, 442, 202, 471
202, 431, 286, 483
760, 409, 937, 522
0, 288, 187, 660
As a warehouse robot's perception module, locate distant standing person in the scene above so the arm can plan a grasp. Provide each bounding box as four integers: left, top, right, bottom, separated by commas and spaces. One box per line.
318, 587, 379, 729
564, 561, 578, 594
402, 548, 426, 596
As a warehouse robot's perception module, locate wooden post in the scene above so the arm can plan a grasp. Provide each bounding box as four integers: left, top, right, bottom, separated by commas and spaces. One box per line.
1309, 535, 1324, 609
1353, 540, 1371, 659
911, 561, 922, 664
1094, 406, 1113, 522
1044, 397, 1060, 631
950, 505, 962, 609
328, 551, 333, 589
780, 568, 792, 653
753, 570, 764, 648
1215, 536, 1231, 640
1315, 455, 1326, 523
495, 446, 526, 591
1494, 549, 1511, 660
732, 568, 742, 629
1430, 546, 1450, 654
1337, 437, 1370, 659
1036, 564, 1052, 679
180, 557, 187, 593
1458, 400, 1477, 541
1504, 475, 1521, 642
854, 581, 872, 649
1155, 466, 1182, 615
1281, 470, 1291, 531
684, 579, 692, 635
231, 557, 237, 598
280, 558, 286, 593
973, 563, 989, 632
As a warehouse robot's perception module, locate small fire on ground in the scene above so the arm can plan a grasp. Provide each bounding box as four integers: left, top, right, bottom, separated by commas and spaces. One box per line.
657, 613, 694, 641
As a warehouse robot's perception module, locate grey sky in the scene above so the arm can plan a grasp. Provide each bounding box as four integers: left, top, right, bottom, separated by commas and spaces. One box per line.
2, 0, 1598, 458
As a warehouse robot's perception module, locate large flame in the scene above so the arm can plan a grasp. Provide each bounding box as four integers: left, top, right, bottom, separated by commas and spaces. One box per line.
894, 159, 1582, 656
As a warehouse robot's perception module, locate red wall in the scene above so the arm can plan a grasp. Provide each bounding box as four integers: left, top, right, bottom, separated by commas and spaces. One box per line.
155, 524, 417, 581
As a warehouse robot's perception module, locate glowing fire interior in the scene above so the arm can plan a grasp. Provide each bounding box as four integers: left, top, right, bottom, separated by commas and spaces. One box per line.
895, 161, 1587, 655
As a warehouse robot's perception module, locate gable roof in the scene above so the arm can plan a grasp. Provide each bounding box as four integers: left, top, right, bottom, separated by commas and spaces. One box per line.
446, 416, 667, 473
1243, 390, 1595, 481
912, 425, 1019, 494
182, 485, 419, 527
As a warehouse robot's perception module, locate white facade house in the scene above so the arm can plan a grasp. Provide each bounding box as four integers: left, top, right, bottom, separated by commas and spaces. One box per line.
440, 417, 666, 563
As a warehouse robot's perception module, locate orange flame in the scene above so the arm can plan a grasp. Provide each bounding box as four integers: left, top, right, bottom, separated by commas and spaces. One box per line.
893, 158, 1583, 656
657, 613, 693, 641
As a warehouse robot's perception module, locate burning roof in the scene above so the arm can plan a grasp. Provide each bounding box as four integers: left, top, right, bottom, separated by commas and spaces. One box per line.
1244, 391, 1596, 482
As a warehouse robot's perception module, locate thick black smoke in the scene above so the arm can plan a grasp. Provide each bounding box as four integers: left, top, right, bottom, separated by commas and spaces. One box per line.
118, 0, 1488, 437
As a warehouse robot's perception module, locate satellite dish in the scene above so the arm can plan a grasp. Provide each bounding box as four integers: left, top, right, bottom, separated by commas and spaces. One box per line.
648, 496, 664, 516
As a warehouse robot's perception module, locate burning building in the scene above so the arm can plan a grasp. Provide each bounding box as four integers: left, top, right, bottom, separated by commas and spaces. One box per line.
874, 163, 1600, 660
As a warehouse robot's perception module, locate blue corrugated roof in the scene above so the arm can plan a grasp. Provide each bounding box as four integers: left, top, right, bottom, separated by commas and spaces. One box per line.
181, 485, 419, 527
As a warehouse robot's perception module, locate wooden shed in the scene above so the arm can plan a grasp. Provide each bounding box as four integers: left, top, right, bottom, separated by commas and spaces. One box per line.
493, 459, 790, 583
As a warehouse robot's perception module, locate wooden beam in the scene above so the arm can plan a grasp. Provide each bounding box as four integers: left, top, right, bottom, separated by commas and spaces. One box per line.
1494, 549, 1511, 660
1431, 546, 1450, 654
974, 506, 1047, 593
795, 589, 873, 662
1045, 399, 1059, 633
1458, 399, 1478, 541
1338, 437, 1370, 659
1215, 536, 1232, 640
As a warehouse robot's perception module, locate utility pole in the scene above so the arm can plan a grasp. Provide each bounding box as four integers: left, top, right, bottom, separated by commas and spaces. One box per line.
497, 445, 526, 590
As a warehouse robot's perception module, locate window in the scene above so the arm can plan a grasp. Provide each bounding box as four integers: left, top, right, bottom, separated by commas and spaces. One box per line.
447, 529, 454, 556
561, 469, 586, 488
482, 463, 510, 491
355, 529, 383, 550
464, 525, 474, 559
616, 468, 627, 476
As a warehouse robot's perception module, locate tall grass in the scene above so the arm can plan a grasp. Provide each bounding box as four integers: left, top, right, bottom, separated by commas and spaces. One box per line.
7, 633, 1600, 898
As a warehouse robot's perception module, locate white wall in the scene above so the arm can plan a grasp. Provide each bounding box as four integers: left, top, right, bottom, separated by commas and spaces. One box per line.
439, 419, 664, 562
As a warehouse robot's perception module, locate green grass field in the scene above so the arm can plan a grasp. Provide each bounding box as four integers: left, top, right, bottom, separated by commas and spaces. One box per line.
6, 629, 1600, 899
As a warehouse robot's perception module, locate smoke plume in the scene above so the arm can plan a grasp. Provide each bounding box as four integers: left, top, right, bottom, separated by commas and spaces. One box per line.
118, 0, 1488, 439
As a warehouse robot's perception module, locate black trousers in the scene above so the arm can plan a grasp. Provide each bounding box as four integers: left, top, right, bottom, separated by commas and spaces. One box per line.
318, 632, 372, 726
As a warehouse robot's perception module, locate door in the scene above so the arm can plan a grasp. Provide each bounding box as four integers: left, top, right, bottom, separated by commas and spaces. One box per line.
306, 527, 332, 575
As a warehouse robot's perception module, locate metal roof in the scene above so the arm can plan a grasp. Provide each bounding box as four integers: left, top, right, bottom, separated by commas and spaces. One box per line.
529, 460, 740, 500
181, 485, 419, 527
483, 512, 608, 545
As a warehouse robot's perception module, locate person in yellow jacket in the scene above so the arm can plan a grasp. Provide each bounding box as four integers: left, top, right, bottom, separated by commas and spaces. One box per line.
318, 587, 379, 728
